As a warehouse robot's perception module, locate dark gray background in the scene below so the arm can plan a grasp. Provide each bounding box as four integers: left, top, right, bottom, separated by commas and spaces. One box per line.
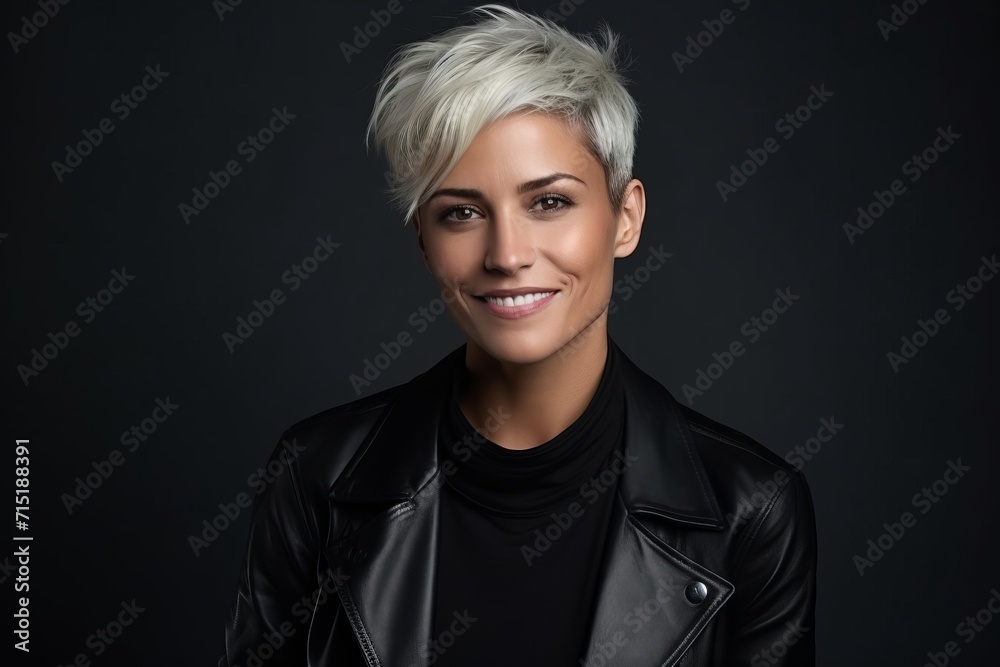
3, 0, 998, 664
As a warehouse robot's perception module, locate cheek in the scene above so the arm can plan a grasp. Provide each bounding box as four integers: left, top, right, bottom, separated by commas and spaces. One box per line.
424, 236, 476, 281
549, 221, 615, 274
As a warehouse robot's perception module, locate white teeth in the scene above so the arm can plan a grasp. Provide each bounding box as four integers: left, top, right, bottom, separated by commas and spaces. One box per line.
484, 291, 554, 307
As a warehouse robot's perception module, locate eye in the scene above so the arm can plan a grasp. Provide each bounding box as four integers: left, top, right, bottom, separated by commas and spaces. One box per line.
439, 204, 485, 223
531, 193, 572, 213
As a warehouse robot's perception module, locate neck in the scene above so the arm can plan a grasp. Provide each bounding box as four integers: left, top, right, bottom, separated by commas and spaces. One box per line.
459, 320, 610, 451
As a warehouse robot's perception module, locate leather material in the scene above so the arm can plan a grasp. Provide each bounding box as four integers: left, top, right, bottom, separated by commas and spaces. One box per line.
220, 339, 817, 666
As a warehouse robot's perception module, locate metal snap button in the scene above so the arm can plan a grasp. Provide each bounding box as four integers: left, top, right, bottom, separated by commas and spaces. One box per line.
685, 581, 708, 605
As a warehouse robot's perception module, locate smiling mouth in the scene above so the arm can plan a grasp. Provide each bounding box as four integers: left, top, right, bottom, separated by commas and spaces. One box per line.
475, 291, 559, 320
478, 291, 556, 307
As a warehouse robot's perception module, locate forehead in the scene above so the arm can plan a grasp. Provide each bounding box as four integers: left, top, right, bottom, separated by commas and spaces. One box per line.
442, 111, 598, 184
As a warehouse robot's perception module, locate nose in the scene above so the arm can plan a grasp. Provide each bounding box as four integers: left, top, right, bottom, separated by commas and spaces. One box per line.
483, 208, 535, 274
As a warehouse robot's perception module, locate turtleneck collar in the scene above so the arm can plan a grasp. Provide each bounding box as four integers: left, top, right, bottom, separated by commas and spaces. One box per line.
437, 333, 625, 517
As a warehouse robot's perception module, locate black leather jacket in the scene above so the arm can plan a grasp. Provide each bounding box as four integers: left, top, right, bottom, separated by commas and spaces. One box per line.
220, 339, 818, 666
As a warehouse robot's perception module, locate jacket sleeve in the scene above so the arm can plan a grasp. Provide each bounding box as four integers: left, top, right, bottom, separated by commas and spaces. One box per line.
219, 431, 320, 666
727, 468, 818, 666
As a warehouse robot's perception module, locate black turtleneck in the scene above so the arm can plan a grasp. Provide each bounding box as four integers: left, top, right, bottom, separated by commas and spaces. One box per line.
429, 335, 626, 666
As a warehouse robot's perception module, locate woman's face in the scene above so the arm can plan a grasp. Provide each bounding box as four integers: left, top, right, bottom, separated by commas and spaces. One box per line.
413, 111, 645, 365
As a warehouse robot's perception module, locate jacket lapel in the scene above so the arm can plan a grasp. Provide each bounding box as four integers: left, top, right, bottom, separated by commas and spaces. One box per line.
327, 339, 734, 666
325, 346, 454, 667
579, 340, 734, 665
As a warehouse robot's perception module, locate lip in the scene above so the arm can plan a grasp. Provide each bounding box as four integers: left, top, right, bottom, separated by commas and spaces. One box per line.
477, 287, 558, 298
475, 289, 559, 320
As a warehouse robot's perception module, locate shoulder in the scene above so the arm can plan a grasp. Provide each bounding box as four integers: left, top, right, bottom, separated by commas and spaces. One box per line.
246, 383, 404, 512
678, 403, 799, 483
256, 344, 464, 503
674, 409, 818, 653
286, 383, 402, 439
244, 382, 410, 547
272, 383, 405, 478
613, 339, 812, 529
677, 403, 816, 548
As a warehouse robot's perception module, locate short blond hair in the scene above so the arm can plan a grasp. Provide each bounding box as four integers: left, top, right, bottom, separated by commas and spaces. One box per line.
366, 3, 641, 226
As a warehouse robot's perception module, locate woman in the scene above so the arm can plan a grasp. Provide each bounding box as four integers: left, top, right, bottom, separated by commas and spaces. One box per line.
220, 5, 817, 666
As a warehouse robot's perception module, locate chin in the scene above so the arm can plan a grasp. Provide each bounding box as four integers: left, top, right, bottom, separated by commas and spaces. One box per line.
472, 321, 604, 366
466, 328, 573, 366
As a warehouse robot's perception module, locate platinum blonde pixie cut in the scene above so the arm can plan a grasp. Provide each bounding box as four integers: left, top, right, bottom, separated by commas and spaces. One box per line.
366, 3, 641, 227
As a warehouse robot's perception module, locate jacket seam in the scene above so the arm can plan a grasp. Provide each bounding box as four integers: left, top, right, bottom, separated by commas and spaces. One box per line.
730, 469, 798, 577
687, 421, 807, 569
284, 428, 322, 550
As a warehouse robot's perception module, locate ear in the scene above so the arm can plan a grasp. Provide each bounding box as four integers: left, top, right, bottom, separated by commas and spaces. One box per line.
613, 178, 646, 259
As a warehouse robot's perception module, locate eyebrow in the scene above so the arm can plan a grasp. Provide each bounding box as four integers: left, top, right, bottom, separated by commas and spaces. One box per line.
426, 172, 587, 202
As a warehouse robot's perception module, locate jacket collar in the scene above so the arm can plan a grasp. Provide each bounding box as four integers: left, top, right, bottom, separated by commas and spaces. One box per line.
330, 336, 724, 529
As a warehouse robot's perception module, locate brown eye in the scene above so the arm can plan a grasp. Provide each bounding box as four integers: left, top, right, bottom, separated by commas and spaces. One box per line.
533, 194, 572, 212
441, 205, 484, 223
